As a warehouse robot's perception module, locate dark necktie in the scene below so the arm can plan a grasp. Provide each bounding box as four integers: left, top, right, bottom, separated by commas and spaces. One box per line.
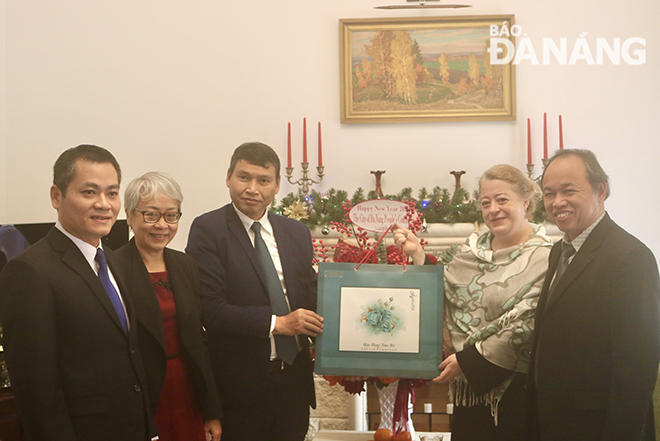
95, 248, 128, 332
251, 222, 299, 366
535, 242, 577, 386
547, 242, 576, 302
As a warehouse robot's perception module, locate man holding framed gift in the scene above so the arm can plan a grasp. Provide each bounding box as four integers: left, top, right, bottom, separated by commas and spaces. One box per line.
186, 141, 323, 441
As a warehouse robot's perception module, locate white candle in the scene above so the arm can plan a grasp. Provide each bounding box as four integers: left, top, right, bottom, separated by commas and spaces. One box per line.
424, 403, 433, 413
446, 403, 454, 415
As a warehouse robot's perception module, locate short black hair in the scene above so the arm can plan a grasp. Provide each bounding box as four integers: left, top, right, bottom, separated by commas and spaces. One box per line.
542, 149, 610, 199
228, 142, 280, 178
53, 145, 122, 196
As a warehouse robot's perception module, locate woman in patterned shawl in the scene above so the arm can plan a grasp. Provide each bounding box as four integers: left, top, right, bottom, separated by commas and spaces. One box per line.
394, 164, 552, 440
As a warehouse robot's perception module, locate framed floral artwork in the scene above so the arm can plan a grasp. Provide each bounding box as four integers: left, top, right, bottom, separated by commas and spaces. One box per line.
315, 262, 444, 379
339, 15, 516, 123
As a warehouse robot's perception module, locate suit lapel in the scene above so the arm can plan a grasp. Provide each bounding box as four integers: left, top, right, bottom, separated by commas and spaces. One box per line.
124, 239, 166, 352
543, 214, 612, 311
48, 228, 128, 335
105, 248, 134, 318
535, 242, 562, 319
164, 248, 192, 328
270, 213, 298, 310
227, 206, 270, 300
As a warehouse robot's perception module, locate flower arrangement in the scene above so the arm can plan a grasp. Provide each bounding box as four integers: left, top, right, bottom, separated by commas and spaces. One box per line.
310, 198, 437, 267
282, 199, 309, 221
294, 196, 435, 396
297, 196, 440, 436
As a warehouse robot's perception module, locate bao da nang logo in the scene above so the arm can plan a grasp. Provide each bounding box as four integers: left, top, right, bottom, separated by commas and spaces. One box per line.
487, 24, 646, 65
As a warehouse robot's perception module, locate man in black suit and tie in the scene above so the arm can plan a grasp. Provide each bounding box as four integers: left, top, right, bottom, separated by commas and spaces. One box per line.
186, 142, 323, 441
0, 145, 156, 441
527, 149, 660, 440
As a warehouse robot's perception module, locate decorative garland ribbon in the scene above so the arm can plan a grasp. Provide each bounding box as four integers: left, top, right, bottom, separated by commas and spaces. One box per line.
391, 379, 429, 434
355, 224, 406, 271
393, 379, 415, 435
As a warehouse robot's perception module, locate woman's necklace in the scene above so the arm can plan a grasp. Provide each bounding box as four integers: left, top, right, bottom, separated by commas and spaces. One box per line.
152, 278, 173, 294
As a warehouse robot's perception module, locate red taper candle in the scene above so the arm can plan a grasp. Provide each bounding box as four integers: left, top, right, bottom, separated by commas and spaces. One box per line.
318, 122, 323, 167
527, 118, 532, 164
303, 118, 308, 163
287, 122, 292, 167
543, 112, 548, 159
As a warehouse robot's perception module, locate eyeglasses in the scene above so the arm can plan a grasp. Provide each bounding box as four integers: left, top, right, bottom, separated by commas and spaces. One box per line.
134, 209, 182, 224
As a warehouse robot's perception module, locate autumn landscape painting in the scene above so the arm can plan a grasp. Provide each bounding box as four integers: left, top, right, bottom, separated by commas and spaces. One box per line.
340, 16, 515, 123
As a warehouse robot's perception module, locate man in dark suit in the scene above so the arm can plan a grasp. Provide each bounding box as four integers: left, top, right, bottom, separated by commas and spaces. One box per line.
186, 142, 323, 441
527, 149, 660, 440
0, 145, 156, 441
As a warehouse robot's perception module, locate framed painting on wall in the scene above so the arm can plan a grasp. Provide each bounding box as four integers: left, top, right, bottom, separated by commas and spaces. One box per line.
339, 15, 516, 124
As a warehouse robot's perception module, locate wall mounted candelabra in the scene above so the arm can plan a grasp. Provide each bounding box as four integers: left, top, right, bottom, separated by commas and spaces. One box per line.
525, 158, 550, 181
286, 162, 325, 196
285, 118, 324, 196
526, 112, 564, 180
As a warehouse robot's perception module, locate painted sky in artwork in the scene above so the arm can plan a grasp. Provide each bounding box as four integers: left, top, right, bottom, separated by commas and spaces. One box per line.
352, 27, 490, 58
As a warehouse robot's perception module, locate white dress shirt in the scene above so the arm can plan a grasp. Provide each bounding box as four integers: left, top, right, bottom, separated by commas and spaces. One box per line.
232, 204, 301, 360
55, 221, 130, 329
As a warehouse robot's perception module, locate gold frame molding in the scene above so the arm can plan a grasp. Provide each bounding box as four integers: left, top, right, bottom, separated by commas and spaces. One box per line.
339, 15, 516, 124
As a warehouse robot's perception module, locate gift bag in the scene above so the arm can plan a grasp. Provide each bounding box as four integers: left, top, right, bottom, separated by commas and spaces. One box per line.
315, 262, 444, 379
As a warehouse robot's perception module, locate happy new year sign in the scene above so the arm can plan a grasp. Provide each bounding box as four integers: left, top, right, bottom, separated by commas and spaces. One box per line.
348, 200, 409, 232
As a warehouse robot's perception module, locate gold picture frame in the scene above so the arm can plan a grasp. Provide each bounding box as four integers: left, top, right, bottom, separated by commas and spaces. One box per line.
339, 15, 516, 124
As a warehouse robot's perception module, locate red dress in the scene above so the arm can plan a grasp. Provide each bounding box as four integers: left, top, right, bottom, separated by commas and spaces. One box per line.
150, 272, 207, 441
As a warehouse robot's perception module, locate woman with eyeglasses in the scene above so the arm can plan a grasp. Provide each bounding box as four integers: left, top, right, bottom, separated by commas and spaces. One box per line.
116, 172, 222, 441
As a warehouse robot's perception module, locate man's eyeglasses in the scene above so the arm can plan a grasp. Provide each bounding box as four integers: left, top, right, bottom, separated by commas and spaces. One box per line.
134, 209, 182, 224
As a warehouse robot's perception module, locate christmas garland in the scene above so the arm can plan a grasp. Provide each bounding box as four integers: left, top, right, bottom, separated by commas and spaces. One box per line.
271, 186, 483, 227
271, 186, 549, 227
